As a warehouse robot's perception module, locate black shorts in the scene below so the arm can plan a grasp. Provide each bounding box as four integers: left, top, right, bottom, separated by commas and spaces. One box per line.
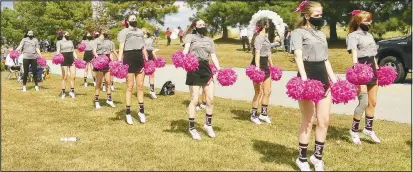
123, 49, 144, 73
61, 52, 74, 66
358, 56, 377, 85
251, 56, 270, 79
147, 50, 154, 61
186, 60, 212, 86
297, 61, 330, 93
93, 54, 110, 72
83, 50, 94, 63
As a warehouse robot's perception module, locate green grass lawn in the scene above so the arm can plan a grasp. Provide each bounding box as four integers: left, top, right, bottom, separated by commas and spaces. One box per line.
1, 73, 411, 171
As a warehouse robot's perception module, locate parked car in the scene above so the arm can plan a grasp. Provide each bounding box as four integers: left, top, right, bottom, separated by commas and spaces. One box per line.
376, 34, 412, 83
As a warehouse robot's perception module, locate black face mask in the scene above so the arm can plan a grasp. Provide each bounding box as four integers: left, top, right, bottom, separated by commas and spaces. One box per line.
28, 36, 34, 39
87, 36, 92, 40
129, 21, 137, 27
196, 27, 207, 35
64, 36, 70, 40
360, 24, 369, 31
103, 33, 109, 39
308, 17, 324, 28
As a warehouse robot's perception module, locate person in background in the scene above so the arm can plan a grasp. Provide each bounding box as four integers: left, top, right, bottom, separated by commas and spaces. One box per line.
165, 27, 172, 46
240, 26, 251, 52
154, 27, 160, 48
284, 27, 292, 52
178, 26, 184, 44
3, 45, 9, 60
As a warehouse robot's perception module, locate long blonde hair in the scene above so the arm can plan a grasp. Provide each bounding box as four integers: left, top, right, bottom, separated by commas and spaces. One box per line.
347, 11, 372, 33
294, 1, 322, 29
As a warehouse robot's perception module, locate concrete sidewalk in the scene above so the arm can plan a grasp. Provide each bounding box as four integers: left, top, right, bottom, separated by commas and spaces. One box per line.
47, 60, 412, 124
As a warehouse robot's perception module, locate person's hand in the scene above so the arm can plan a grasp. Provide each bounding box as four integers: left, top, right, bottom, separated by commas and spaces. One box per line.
331, 76, 338, 84
255, 66, 260, 70
300, 75, 308, 81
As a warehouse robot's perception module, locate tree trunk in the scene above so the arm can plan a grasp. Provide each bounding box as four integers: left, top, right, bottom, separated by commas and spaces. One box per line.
329, 18, 338, 42
222, 26, 228, 39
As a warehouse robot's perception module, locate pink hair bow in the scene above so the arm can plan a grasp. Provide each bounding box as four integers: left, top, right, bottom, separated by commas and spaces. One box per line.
349, 10, 362, 16
56, 29, 62, 34
121, 20, 127, 28
295, 0, 309, 12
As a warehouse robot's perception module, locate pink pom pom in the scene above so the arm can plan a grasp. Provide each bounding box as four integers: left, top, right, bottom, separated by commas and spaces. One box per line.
144, 60, 156, 75
10, 50, 20, 59
346, 63, 374, 85
109, 61, 129, 79
331, 80, 358, 104
245, 65, 265, 83
171, 50, 185, 68
286, 77, 305, 100
92, 55, 109, 69
52, 53, 64, 65
302, 79, 325, 103
269, 66, 283, 81
217, 68, 237, 86
77, 43, 86, 52
154, 56, 166, 68
377, 66, 397, 86
37, 56, 47, 67
74, 59, 87, 69
183, 53, 199, 72
209, 63, 218, 75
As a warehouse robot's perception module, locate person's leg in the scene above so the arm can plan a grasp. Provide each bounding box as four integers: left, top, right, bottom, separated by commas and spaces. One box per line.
188, 85, 201, 139
296, 100, 315, 170
69, 65, 76, 98
125, 73, 135, 124
135, 71, 146, 123
94, 72, 103, 108
259, 77, 272, 123
30, 59, 38, 87
22, 59, 30, 89
312, 93, 332, 168
363, 84, 381, 142
91, 63, 96, 86
61, 66, 68, 98
350, 85, 368, 144
202, 81, 216, 137
104, 71, 115, 107
251, 82, 263, 124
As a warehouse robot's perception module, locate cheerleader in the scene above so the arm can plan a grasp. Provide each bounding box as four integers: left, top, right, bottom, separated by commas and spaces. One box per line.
144, 30, 158, 99
346, 10, 381, 144
102, 33, 118, 92
249, 18, 274, 125
16, 30, 43, 92
290, 1, 338, 171
56, 30, 79, 99
92, 30, 116, 109
82, 32, 96, 87
183, 19, 221, 140
117, 14, 148, 125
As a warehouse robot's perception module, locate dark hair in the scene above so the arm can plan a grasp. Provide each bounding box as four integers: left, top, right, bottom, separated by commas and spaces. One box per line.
57, 31, 64, 40
251, 18, 268, 55
24, 32, 28, 38
178, 26, 181, 29
146, 32, 151, 37
123, 14, 137, 28
82, 32, 91, 40
186, 18, 201, 35
268, 20, 275, 43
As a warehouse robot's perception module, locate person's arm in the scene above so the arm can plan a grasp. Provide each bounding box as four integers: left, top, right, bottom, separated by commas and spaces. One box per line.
351, 48, 358, 64
72, 42, 78, 59
16, 39, 24, 53
210, 40, 221, 70
325, 60, 337, 83
347, 34, 358, 65
268, 52, 273, 67
92, 41, 98, 57
290, 30, 307, 80
56, 41, 61, 54
35, 39, 42, 57
118, 43, 124, 61
183, 34, 192, 54
254, 36, 263, 70
143, 47, 148, 61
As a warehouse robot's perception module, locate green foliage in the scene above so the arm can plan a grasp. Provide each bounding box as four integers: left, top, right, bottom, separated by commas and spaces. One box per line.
1, 60, 5, 72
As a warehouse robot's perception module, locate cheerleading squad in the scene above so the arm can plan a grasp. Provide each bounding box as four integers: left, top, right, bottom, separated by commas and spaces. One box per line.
10, 1, 398, 171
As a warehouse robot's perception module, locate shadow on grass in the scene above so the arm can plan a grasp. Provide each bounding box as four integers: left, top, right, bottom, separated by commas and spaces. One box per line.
323, 125, 353, 143
182, 100, 190, 106
406, 140, 411, 146
214, 38, 242, 45
163, 119, 222, 136
231, 109, 250, 121
252, 139, 299, 170
97, 99, 122, 105
25, 85, 50, 90
111, 109, 150, 122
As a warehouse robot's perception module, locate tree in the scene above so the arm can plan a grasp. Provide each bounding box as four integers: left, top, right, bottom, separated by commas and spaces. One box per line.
1, 8, 24, 46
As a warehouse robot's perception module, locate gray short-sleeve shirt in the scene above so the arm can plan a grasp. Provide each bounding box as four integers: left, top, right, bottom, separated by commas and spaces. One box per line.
117, 27, 145, 51
93, 38, 112, 55
57, 40, 74, 53
144, 37, 155, 51
346, 31, 378, 58
290, 28, 328, 62
18, 37, 39, 59
254, 35, 271, 57
184, 34, 216, 61
82, 40, 94, 51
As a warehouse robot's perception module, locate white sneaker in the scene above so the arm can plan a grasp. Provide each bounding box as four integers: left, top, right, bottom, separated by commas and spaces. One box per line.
258, 115, 272, 123
95, 102, 101, 109
125, 114, 134, 125
84, 82, 88, 87
195, 105, 201, 111
200, 103, 206, 109
349, 130, 362, 144
203, 124, 216, 138
189, 129, 202, 140
362, 128, 381, 143
35, 86, 39, 91
138, 112, 146, 124
69, 92, 76, 98
150, 91, 157, 99
106, 100, 116, 107
102, 86, 106, 92
310, 155, 324, 171
295, 158, 311, 171
22, 86, 27, 92
110, 85, 115, 91
61, 93, 66, 99
250, 116, 262, 125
